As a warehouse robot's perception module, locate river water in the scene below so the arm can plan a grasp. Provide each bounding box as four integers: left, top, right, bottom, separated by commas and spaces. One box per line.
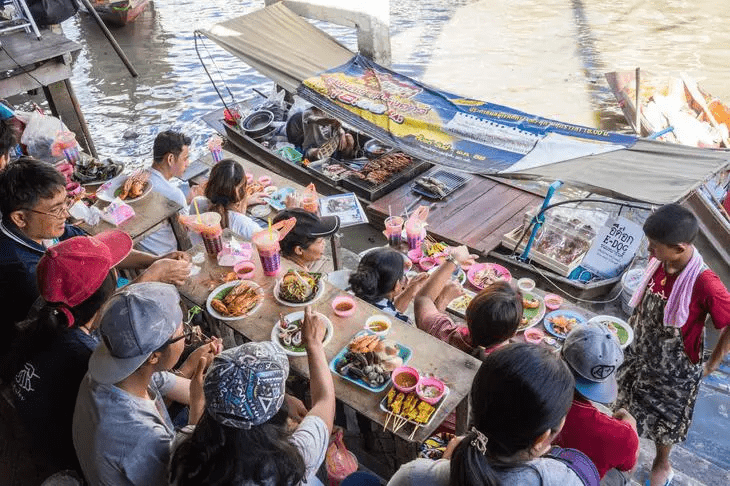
57, 0, 730, 171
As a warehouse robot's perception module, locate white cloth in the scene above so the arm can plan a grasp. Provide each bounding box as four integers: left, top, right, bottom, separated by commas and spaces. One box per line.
169, 414, 329, 486
73, 371, 181, 486
137, 168, 189, 255
387, 457, 584, 486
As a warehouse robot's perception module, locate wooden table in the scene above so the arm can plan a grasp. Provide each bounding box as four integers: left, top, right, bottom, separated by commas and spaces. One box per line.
176, 230, 481, 443
367, 169, 542, 256
79, 191, 186, 247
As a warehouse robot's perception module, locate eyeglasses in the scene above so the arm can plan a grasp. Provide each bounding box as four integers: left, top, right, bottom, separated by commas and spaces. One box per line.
23, 200, 71, 219
161, 330, 195, 349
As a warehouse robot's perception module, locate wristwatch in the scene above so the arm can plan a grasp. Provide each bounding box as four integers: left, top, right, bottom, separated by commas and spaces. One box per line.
445, 254, 458, 266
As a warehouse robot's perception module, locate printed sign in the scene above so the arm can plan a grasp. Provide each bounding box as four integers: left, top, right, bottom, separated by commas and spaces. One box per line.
581, 217, 644, 278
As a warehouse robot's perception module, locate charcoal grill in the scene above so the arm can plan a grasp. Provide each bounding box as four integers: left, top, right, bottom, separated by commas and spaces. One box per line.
412, 170, 471, 199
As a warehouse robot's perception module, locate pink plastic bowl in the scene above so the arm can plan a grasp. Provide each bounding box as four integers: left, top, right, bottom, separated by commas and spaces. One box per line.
332, 295, 356, 317
407, 248, 423, 263
392, 366, 420, 394
418, 257, 436, 271
544, 294, 564, 311
524, 327, 545, 344
66, 182, 83, 196
258, 175, 272, 186
233, 260, 256, 280
416, 377, 446, 405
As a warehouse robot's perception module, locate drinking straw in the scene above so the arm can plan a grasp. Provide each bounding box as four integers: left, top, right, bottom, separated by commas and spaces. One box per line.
268, 217, 273, 240
193, 198, 202, 224
388, 204, 392, 220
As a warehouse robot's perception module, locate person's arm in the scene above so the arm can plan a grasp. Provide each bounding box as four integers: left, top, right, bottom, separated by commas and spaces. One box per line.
702, 272, 730, 376
118, 249, 191, 269
131, 258, 192, 286
706, 326, 730, 376
414, 246, 473, 323
611, 408, 640, 472
393, 272, 429, 312
302, 306, 335, 432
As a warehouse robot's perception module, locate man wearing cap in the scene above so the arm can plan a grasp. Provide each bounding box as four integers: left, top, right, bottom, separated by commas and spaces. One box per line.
555, 323, 640, 485
0, 158, 192, 354
273, 208, 340, 272
73, 282, 218, 486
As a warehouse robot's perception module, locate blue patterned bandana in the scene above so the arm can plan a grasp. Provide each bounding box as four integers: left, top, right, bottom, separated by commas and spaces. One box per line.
204, 342, 289, 429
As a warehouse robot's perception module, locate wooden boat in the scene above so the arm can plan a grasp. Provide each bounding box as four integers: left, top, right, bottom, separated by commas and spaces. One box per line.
606, 70, 730, 148
91, 0, 150, 27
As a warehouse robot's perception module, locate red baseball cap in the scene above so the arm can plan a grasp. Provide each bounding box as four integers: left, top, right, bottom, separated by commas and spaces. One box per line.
37, 229, 133, 307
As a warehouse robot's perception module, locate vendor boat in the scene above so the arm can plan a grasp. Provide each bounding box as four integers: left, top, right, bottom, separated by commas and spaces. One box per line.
90, 0, 150, 27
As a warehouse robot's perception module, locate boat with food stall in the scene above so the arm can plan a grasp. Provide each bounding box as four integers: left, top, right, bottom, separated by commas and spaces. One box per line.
198, 4, 730, 300
89, 0, 150, 26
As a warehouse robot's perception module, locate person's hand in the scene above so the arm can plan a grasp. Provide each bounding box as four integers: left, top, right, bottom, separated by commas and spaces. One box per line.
285, 191, 302, 209
302, 306, 326, 349
449, 245, 477, 266
284, 394, 308, 424
188, 355, 208, 425
178, 337, 223, 379
247, 191, 268, 207
613, 407, 637, 431
434, 281, 464, 311
405, 272, 429, 290
139, 258, 192, 285
160, 251, 191, 263
443, 435, 463, 459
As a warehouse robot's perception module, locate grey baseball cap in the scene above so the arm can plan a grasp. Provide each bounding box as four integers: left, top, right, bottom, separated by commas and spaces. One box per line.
562, 322, 624, 403
88, 282, 183, 385
204, 341, 289, 429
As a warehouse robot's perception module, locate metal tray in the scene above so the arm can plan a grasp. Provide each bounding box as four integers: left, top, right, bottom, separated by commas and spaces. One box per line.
341, 157, 432, 201
412, 170, 471, 199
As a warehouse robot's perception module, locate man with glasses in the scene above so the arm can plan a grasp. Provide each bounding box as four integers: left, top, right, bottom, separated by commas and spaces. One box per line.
73, 283, 220, 485
0, 157, 192, 353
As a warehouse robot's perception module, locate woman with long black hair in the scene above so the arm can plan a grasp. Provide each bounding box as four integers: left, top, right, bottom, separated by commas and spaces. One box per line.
389, 343, 595, 486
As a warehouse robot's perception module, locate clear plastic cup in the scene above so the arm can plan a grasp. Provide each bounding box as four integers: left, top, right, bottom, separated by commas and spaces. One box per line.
384, 216, 404, 247
405, 221, 424, 250
252, 230, 281, 276
196, 212, 223, 256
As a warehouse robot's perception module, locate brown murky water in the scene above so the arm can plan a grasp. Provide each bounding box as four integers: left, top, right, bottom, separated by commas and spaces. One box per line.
58, 0, 730, 170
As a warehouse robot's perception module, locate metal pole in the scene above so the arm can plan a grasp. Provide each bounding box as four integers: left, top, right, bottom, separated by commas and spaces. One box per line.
77, 0, 139, 78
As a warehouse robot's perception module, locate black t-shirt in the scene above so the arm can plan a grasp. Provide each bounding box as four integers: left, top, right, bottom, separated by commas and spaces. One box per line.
12, 327, 99, 470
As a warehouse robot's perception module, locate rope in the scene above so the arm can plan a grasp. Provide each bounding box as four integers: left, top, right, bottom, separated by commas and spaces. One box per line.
193, 31, 239, 129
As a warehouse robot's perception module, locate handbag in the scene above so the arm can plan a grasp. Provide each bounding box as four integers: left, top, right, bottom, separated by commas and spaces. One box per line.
27, 0, 79, 26
546, 446, 600, 486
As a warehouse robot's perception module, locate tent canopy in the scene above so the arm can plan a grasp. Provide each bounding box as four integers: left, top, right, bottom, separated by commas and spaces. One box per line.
201, 4, 730, 205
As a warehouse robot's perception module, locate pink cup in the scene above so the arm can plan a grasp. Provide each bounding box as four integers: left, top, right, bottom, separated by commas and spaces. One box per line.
392, 366, 420, 394
234, 260, 256, 280
332, 295, 356, 317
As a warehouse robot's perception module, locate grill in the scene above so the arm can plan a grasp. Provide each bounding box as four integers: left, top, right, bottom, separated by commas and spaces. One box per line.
412, 170, 471, 199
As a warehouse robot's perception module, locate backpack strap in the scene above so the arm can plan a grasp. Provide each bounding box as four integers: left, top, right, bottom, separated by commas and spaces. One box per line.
545, 446, 600, 486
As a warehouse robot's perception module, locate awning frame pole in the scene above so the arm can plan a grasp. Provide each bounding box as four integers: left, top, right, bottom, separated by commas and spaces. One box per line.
519, 180, 563, 262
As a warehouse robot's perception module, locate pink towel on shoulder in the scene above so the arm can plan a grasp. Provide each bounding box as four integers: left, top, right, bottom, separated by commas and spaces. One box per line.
627, 248, 705, 328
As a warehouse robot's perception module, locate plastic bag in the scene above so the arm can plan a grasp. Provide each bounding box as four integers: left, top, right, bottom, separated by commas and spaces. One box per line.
17, 111, 67, 162
325, 429, 358, 485
301, 183, 319, 213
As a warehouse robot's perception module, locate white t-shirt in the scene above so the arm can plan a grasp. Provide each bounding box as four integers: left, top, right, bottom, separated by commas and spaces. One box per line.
170, 414, 329, 485
137, 168, 189, 255
73, 371, 182, 486
387, 457, 585, 486
188, 197, 262, 241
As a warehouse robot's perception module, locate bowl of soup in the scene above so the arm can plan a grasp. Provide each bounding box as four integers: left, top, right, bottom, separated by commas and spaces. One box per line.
416, 377, 445, 405
365, 315, 392, 336
332, 295, 356, 317
392, 366, 420, 393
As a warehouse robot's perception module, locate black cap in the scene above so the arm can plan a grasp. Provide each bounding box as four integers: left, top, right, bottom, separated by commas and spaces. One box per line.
276, 208, 340, 239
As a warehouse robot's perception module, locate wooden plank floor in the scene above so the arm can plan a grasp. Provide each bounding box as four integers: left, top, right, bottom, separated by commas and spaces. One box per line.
0, 29, 80, 71
367, 168, 542, 256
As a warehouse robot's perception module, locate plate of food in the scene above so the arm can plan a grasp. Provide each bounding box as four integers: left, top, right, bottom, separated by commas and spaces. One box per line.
466, 263, 512, 290
519, 292, 546, 331
544, 310, 587, 339
96, 171, 152, 203
446, 289, 476, 318
330, 331, 412, 393
273, 270, 325, 307
271, 311, 334, 357
588, 315, 634, 348
427, 265, 467, 286
206, 280, 264, 321
380, 383, 450, 437
264, 187, 295, 211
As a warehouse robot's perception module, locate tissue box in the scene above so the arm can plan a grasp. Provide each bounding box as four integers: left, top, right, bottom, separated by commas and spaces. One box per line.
101, 198, 135, 226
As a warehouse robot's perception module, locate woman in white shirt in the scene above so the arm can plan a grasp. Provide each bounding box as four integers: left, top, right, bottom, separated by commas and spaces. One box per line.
189, 159, 264, 241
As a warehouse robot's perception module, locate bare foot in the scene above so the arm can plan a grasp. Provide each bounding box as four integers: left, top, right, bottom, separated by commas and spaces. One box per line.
434, 281, 464, 312
649, 463, 673, 486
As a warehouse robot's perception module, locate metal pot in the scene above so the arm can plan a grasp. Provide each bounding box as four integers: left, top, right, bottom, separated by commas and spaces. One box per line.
363, 138, 393, 159
242, 110, 275, 138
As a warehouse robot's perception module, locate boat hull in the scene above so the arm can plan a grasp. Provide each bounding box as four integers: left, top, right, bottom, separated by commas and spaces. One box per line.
92, 0, 149, 26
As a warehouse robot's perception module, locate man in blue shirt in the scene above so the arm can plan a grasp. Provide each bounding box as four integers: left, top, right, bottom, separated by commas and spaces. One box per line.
0, 158, 192, 357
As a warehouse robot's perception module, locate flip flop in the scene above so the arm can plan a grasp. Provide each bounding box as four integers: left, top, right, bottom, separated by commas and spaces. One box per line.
645, 469, 674, 486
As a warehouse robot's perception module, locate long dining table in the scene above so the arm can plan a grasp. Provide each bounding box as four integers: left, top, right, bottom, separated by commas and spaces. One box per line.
176, 230, 482, 443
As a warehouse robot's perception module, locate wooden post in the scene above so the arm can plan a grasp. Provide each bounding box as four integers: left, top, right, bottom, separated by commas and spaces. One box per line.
635, 67, 641, 135
43, 79, 98, 157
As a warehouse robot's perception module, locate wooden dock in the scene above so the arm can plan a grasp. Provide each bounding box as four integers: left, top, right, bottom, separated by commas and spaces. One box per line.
0, 28, 96, 156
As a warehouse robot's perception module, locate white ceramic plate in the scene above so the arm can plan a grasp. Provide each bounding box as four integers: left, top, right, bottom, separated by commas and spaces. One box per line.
206, 280, 264, 321
273, 274, 326, 307
588, 315, 634, 349
96, 173, 153, 203
271, 311, 333, 356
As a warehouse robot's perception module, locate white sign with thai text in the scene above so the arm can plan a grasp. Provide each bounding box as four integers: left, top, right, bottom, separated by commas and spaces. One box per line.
581, 216, 643, 278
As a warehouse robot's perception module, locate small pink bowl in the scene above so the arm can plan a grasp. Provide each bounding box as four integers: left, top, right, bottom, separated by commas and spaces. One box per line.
332, 295, 356, 317
392, 366, 420, 394
66, 182, 84, 196
418, 257, 436, 271
407, 248, 423, 263
258, 175, 272, 186
234, 260, 256, 280
544, 294, 563, 311
416, 377, 445, 405
524, 327, 545, 344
